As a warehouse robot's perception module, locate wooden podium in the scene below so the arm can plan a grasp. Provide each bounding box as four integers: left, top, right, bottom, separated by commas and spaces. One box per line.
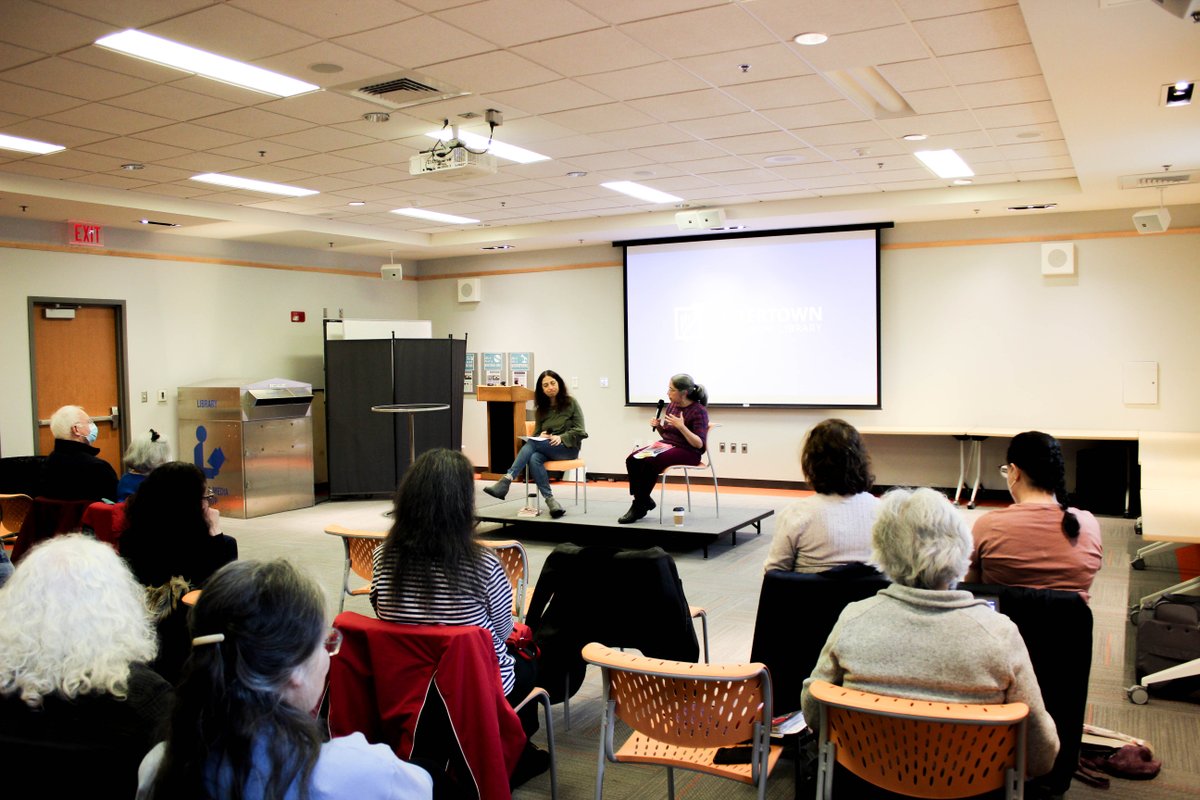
476, 385, 534, 479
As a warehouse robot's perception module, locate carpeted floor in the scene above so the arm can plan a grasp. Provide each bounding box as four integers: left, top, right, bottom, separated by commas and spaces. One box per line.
223, 481, 1199, 800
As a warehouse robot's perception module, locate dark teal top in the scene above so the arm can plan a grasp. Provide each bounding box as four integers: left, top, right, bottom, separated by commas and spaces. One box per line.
534, 397, 587, 449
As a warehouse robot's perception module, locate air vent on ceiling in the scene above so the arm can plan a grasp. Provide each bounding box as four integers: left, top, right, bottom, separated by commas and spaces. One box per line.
1119, 169, 1197, 189
330, 71, 470, 110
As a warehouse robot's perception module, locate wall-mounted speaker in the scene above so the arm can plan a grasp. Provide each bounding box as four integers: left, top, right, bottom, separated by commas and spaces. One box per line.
1133, 207, 1171, 234
1040, 242, 1075, 275
457, 278, 482, 303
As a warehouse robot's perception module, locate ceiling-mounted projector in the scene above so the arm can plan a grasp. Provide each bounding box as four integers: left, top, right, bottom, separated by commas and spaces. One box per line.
1133, 207, 1171, 234
675, 208, 727, 230
409, 147, 497, 179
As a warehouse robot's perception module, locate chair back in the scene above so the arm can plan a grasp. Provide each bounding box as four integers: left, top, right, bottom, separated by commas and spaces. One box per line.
809, 680, 1027, 799
10, 497, 91, 563
324, 524, 386, 610
329, 612, 526, 800
749, 564, 889, 713
80, 500, 127, 548
483, 539, 529, 621
0, 493, 33, 539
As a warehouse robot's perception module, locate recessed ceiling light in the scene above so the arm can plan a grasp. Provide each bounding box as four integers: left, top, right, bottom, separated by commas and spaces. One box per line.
600, 181, 683, 204
953, 179, 973, 185
0, 133, 65, 155
95, 30, 319, 97
363, 112, 390, 123
793, 32, 828, 46
1164, 80, 1194, 107
764, 154, 803, 165
390, 207, 480, 225
308, 62, 343, 74
190, 173, 318, 196
914, 149, 974, 179
425, 130, 549, 164
1008, 203, 1057, 211
121, 162, 144, 170
347, 201, 366, 207
901, 133, 927, 142
481, 244, 514, 250
565, 170, 588, 178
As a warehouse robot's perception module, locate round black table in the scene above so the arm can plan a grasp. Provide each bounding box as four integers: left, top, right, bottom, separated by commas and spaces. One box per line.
370, 402, 451, 466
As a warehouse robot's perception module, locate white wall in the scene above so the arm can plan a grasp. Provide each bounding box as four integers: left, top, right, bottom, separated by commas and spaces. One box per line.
0, 246, 417, 457
414, 208, 1200, 490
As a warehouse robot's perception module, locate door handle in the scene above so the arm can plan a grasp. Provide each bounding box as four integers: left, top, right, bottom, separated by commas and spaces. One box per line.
111, 405, 120, 431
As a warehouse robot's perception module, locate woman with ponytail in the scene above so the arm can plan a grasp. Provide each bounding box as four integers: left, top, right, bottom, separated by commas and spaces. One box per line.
138, 559, 431, 800
966, 431, 1103, 601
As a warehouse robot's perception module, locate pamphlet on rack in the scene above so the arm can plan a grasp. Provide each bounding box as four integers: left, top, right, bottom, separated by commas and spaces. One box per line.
632, 442, 672, 459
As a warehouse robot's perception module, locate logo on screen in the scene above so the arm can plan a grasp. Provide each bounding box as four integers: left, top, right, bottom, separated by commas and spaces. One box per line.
674, 306, 702, 341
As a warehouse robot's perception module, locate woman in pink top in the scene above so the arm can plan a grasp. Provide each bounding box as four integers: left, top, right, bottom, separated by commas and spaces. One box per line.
966, 431, 1103, 600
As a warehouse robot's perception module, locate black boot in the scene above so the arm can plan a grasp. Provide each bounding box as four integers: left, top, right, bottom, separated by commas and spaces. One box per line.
618, 498, 649, 524
483, 476, 511, 500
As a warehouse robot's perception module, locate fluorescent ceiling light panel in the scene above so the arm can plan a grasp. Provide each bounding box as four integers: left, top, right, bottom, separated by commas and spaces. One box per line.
426, 130, 549, 164
600, 181, 683, 203
914, 149, 975, 179
190, 173, 318, 196
0, 133, 65, 154
390, 207, 480, 225
95, 30, 319, 97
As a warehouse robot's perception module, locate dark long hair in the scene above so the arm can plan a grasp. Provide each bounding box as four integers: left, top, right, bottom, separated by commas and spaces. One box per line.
801, 418, 874, 495
670, 373, 708, 406
147, 560, 325, 800
534, 369, 571, 415
380, 449, 486, 605
1007, 431, 1081, 539
122, 462, 212, 585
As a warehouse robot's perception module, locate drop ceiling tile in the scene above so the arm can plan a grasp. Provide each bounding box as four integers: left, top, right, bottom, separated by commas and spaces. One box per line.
59, 44, 188, 83
721, 75, 843, 110
165, 75, 274, 105
103, 85, 241, 121
135, 122, 249, 149
966, 76, 1050, 108
801, 25, 932, 71
704, 167, 782, 186
666, 155, 758, 174
671, 112, 776, 139
145, 5, 319, 61
878, 110, 978, 137
330, 141, 416, 166
594, 125, 695, 150
0, 81, 86, 117
435, 0, 605, 48
333, 117, 434, 143
420, 51, 560, 95
297, 175, 367, 192
155, 151, 258, 173
870, 177, 944, 191
626, 89, 748, 123
334, 17, 494, 69
513, 29, 661, 76
896, 0, 1016, 21
90, 136, 187, 162
706, 130, 805, 155
580, 0, 722, 25
797, 174, 870, 190
72, 172, 155, 190
2, 57, 154, 101
876, 59, 949, 92
38, 0, 216, 26
559, 150, 656, 172
488, 80, 613, 116
677, 44, 815, 87
621, 5, 776, 59
1006, 155, 1073, 171
999, 140, 1069, 160
990, 123, 1062, 145
487, 116, 580, 144
0, 41, 44, 71
905, 87, 968, 114
540, 103, 660, 134
744, 0, 908, 34
921, 130, 991, 150
765, 99, 870, 129
229, 0, 418, 37
124, 164, 195, 183
955, 146, 1007, 164
275, 153, 374, 175
0, 160, 88, 180
912, 6, 1030, 57
973, 100, 1056, 128
0, 2, 112, 53
771, 161, 856, 180
331, 165, 414, 184
939, 44, 1042, 85
820, 139, 907, 160
577, 62, 709, 102
138, 182, 215, 198
1, 118, 110, 147
253, 43, 403, 89
195, 108, 315, 138
46, 103, 176, 135
1013, 167, 1075, 181
267, 127, 379, 153
644, 175, 720, 191
206, 139, 315, 163
631, 139, 728, 163
39, 148, 124, 171
261, 92, 389, 126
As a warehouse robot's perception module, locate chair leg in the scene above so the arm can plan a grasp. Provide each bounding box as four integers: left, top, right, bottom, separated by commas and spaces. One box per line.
667, 766, 675, 800
582, 467, 587, 514
658, 474, 666, 524
711, 464, 719, 518
514, 688, 558, 800
563, 674, 571, 730
691, 607, 709, 663
684, 472, 691, 511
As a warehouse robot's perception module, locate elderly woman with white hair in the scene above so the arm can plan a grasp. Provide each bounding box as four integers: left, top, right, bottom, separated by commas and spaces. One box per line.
800, 487, 1060, 780
117, 428, 171, 501
0, 535, 173, 799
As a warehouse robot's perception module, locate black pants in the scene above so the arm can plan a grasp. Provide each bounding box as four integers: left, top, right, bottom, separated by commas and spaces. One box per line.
504, 647, 540, 736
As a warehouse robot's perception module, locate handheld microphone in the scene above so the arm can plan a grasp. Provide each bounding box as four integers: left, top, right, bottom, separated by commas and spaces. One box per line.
653, 399, 665, 429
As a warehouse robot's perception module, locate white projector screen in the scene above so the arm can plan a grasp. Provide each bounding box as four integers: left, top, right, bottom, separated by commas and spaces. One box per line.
622, 225, 883, 408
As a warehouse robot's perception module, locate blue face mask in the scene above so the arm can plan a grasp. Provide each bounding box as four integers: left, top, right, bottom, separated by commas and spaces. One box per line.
86, 422, 99, 444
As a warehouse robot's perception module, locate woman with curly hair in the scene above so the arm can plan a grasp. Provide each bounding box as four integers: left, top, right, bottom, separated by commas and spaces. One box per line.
0, 535, 172, 799
138, 558, 431, 800
764, 419, 879, 572
966, 430, 1103, 600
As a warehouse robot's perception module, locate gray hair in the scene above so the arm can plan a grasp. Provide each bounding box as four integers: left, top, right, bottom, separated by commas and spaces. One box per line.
123, 430, 170, 472
49, 405, 88, 440
871, 487, 972, 590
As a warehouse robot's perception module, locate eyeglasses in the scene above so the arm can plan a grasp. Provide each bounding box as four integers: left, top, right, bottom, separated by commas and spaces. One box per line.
202, 491, 217, 504
324, 628, 343, 656
998, 465, 1010, 477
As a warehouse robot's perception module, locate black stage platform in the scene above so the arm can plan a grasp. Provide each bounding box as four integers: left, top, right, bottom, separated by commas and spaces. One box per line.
476, 495, 774, 558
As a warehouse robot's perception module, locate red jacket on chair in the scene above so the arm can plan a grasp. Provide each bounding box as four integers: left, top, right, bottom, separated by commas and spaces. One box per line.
329, 612, 525, 800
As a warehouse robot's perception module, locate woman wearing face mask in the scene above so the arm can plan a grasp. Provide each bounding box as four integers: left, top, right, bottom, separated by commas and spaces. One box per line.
484, 369, 587, 519
39, 404, 119, 502
965, 431, 1103, 601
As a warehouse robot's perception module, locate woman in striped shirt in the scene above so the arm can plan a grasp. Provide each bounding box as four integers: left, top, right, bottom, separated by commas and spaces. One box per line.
371, 449, 548, 783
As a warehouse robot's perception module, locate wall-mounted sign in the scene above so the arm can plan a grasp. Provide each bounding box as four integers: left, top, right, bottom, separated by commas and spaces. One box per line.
482, 352, 506, 386
509, 352, 533, 388
464, 352, 477, 393
68, 220, 103, 247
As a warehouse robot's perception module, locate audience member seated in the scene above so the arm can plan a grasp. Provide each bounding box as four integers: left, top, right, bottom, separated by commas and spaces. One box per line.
117, 429, 170, 501
372, 448, 550, 784
966, 431, 1103, 601
801, 487, 1059, 784
38, 404, 118, 502
764, 419, 879, 573
0, 535, 173, 800
137, 559, 433, 800
119, 462, 238, 588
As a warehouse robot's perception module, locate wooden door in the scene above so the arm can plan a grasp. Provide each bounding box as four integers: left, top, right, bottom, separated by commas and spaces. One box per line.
32, 303, 125, 472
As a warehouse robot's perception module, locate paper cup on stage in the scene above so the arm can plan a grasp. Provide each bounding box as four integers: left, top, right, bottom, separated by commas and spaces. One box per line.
673, 506, 685, 526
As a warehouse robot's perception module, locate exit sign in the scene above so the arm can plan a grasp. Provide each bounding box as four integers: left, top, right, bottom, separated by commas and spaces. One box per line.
68, 220, 103, 247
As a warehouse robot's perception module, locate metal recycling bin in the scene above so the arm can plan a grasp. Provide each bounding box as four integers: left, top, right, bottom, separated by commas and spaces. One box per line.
177, 378, 314, 518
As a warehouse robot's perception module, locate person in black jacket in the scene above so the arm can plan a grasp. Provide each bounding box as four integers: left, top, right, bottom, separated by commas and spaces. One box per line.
39, 404, 118, 501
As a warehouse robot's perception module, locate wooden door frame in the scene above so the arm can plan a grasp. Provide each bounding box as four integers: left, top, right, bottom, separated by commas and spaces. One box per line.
28, 297, 130, 457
